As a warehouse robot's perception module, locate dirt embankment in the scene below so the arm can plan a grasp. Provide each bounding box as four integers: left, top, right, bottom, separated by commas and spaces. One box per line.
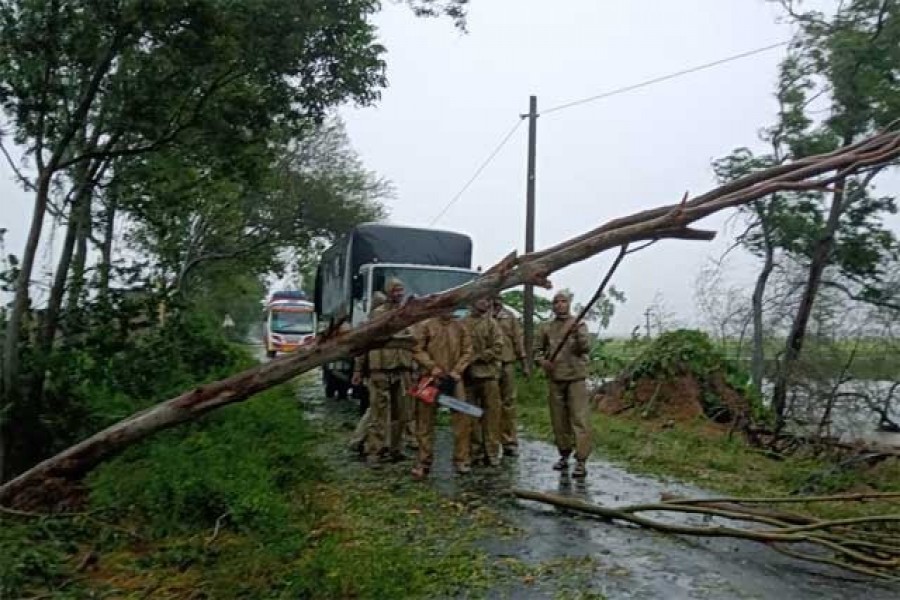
593, 331, 756, 427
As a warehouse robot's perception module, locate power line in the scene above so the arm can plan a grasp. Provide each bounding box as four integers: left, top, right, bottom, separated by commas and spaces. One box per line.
428, 117, 524, 226
428, 40, 788, 226
541, 40, 789, 116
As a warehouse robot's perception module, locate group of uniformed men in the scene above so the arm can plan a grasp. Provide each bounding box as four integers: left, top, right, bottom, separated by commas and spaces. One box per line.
349, 278, 593, 480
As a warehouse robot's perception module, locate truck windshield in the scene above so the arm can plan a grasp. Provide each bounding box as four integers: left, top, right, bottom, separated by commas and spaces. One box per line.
372, 266, 477, 299
270, 310, 314, 334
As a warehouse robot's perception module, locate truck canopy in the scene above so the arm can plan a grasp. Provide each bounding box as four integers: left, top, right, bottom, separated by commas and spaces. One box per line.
346, 223, 471, 274
315, 223, 473, 319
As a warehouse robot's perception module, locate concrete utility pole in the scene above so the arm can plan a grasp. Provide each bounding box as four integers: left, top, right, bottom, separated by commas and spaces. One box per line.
523, 95, 538, 363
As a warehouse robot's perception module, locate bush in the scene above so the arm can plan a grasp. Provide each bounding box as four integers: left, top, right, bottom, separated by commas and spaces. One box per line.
6, 310, 252, 479
88, 384, 316, 537
620, 329, 770, 424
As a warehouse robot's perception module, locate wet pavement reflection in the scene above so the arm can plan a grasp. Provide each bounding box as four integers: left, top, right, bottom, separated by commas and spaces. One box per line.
299, 373, 897, 599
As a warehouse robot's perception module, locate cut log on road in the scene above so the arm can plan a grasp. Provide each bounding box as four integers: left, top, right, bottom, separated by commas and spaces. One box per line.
514, 488, 900, 581
4, 126, 900, 508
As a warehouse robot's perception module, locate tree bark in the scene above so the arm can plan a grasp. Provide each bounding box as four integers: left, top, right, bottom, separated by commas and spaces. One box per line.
0, 173, 52, 482
42, 202, 79, 352
98, 196, 117, 301
513, 489, 900, 580
67, 186, 93, 314
771, 177, 849, 431
1, 173, 52, 390
38, 155, 100, 355
750, 202, 776, 395
3, 127, 900, 507
0, 32, 126, 481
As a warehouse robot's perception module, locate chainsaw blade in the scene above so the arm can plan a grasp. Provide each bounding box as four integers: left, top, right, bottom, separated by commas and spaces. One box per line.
437, 394, 483, 418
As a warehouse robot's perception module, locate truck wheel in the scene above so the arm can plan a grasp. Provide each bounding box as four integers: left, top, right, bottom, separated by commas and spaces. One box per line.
357, 386, 370, 414
323, 370, 337, 398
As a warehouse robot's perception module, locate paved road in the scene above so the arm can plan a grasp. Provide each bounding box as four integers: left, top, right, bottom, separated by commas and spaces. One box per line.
295, 368, 896, 599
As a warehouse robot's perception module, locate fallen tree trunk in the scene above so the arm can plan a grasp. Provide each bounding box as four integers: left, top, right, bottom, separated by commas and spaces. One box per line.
514, 489, 900, 581
4, 126, 900, 508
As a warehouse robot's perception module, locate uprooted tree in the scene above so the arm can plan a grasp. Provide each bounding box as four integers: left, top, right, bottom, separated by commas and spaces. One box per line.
3, 126, 900, 508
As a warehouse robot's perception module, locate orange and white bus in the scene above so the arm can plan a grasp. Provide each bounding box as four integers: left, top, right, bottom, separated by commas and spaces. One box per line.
262, 293, 317, 358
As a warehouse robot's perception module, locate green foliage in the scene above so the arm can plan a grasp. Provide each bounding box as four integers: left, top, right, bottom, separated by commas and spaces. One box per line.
0, 0, 387, 153
627, 330, 731, 380
88, 384, 314, 537
121, 118, 389, 297
624, 330, 768, 423
0, 518, 90, 599
500, 290, 553, 321
1, 380, 518, 599
500, 286, 625, 332
4, 307, 252, 478
711, 1, 900, 355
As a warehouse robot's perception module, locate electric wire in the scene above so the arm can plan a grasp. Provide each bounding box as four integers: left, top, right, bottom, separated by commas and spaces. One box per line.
428, 117, 524, 225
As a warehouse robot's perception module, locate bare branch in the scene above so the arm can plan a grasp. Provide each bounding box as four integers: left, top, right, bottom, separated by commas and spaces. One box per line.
0, 135, 35, 191
821, 280, 900, 312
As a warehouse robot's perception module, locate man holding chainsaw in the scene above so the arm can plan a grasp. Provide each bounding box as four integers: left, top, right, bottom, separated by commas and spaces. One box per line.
536, 291, 593, 478
410, 312, 474, 478
464, 297, 504, 467
493, 296, 527, 457
352, 279, 415, 465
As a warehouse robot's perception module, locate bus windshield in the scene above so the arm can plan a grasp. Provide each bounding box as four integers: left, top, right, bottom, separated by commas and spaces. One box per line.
372, 266, 477, 299
270, 309, 314, 334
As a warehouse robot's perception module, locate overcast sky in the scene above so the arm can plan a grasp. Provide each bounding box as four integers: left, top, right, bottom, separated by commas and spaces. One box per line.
341, 0, 796, 334
3, 0, 876, 336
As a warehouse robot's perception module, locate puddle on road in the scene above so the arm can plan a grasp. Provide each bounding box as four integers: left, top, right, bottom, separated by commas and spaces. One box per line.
296, 376, 897, 600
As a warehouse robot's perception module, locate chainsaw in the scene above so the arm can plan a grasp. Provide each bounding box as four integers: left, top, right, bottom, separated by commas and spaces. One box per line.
408, 376, 483, 418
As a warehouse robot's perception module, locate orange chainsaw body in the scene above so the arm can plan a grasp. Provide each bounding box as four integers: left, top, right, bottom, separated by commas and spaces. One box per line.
409, 376, 440, 405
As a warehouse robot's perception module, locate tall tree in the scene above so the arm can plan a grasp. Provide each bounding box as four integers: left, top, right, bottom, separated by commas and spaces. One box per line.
0, 0, 388, 479
768, 0, 900, 430
713, 1, 900, 426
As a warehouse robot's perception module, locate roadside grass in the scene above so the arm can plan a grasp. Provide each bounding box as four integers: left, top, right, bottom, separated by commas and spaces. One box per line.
600, 336, 900, 381
2, 379, 511, 599
517, 373, 900, 521
4, 369, 610, 600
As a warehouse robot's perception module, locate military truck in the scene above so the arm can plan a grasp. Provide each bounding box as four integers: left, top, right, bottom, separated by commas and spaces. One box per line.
314, 223, 479, 401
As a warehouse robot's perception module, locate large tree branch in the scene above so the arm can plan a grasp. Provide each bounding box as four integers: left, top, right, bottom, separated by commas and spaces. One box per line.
4, 127, 900, 507
46, 30, 129, 175
174, 237, 272, 295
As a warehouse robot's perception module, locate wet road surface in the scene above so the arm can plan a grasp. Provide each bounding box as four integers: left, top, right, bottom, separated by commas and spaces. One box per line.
294, 369, 896, 600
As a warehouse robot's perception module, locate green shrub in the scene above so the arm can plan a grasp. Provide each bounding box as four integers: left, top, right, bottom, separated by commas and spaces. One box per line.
88, 385, 316, 537
624, 329, 770, 423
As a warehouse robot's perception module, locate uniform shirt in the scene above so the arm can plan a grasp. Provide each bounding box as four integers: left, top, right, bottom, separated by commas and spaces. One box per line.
354, 301, 415, 373
413, 317, 474, 376
462, 313, 503, 379
536, 316, 591, 381
495, 307, 525, 363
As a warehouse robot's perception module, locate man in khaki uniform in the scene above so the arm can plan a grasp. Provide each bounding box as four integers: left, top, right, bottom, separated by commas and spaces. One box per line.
352, 280, 415, 465
493, 296, 527, 457
347, 292, 387, 455
536, 291, 593, 478
411, 312, 474, 478
464, 297, 504, 467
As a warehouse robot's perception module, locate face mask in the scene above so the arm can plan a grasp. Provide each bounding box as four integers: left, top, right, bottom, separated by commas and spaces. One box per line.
452, 308, 468, 319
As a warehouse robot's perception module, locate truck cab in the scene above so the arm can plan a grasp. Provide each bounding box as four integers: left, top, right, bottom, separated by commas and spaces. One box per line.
350, 263, 477, 327
314, 224, 479, 403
